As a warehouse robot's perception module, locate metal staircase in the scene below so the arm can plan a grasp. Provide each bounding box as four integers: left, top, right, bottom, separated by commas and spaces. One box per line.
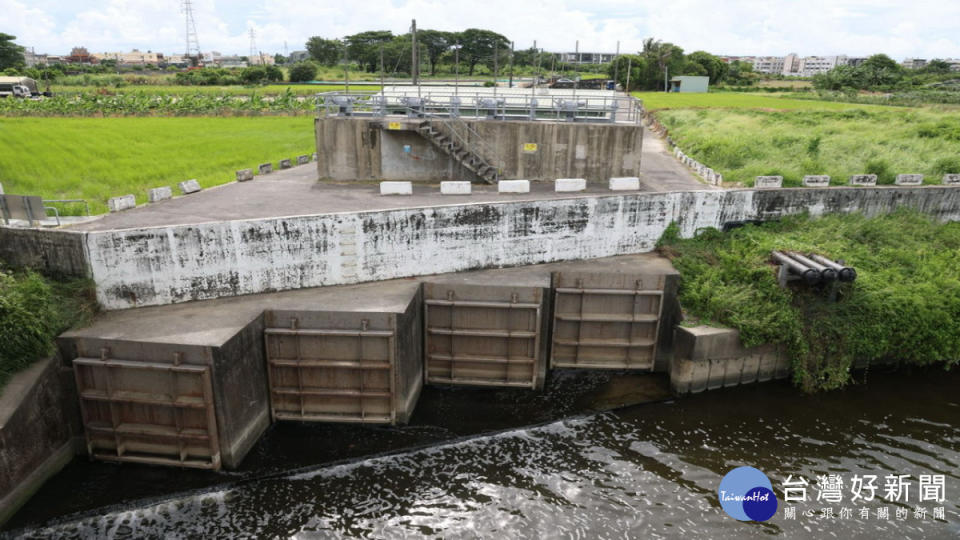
417, 119, 501, 184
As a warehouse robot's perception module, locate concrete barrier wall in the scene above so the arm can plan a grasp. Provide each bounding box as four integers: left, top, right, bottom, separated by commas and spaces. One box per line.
70, 186, 960, 310
0, 357, 81, 526
315, 117, 644, 182
0, 227, 89, 278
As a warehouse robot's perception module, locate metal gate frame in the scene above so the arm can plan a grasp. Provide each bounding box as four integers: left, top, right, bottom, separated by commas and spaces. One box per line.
425, 289, 542, 388
265, 317, 397, 424
551, 273, 665, 370
73, 352, 221, 470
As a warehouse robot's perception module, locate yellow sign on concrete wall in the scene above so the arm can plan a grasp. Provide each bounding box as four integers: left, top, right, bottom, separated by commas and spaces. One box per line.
522, 143, 538, 153
388, 122, 402, 130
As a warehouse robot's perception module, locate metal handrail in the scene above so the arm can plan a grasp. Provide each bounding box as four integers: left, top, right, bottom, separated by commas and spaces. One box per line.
317, 90, 643, 124
44, 198, 90, 216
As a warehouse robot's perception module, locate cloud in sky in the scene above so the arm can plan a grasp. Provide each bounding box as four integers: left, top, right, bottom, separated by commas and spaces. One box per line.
2, 0, 958, 59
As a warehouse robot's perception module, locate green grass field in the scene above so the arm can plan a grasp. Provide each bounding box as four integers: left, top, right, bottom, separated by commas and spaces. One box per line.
632, 91, 890, 111
0, 117, 315, 214
654, 107, 960, 186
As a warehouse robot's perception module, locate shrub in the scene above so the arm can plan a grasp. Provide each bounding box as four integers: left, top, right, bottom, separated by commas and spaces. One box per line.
865, 158, 894, 184
932, 156, 960, 175
288, 62, 317, 83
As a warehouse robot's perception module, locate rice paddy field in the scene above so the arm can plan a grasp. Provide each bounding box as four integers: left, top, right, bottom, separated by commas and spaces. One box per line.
634, 92, 960, 186
0, 116, 315, 214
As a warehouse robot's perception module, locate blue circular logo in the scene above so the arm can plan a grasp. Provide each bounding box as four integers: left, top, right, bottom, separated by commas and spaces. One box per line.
718, 466, 778, 521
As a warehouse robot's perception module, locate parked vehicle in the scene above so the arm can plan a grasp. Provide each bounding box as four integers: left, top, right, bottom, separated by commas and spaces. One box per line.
0, 76, 38, 98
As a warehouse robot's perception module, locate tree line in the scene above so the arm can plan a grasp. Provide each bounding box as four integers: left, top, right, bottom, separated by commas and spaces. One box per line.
812, 54, 959, 91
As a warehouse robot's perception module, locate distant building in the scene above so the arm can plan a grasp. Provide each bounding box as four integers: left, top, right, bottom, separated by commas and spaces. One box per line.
289, 50, 309, 63
247, 52, 276, 66
24, 49, 48, 66
669, 76, 709, 93
555, 51, 616, 65
92, 49, 164, 66
66, 47, 97, 64
901, 58, 927, 69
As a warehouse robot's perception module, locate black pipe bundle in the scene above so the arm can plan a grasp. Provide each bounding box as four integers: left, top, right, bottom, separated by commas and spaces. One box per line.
771, 251, 821, 285
810, 254, 857, 282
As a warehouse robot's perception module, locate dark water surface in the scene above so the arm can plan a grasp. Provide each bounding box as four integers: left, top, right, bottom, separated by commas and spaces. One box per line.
5, 367, 960, 539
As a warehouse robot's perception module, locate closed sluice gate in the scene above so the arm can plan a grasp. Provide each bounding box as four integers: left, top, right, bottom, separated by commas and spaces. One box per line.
71, 343, 221, 470
263, 282, 422, 424
424, 279, 549, 389
551, 272, 666, 370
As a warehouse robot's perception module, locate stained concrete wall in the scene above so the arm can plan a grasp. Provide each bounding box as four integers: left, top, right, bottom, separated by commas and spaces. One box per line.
0, 357, 81, 526
78, 186, 960, 311
315, 117, 644, 182
670, 326, 790, 395
0, 227, 89, 278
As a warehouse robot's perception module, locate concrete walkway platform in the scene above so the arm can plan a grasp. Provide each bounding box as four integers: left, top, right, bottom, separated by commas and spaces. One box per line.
66, 127, 710, 232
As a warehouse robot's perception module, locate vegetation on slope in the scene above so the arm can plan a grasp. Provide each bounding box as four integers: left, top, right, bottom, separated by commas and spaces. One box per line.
653, 107, 960, 186
0, 268, 96, 389
657, 211, 960, 391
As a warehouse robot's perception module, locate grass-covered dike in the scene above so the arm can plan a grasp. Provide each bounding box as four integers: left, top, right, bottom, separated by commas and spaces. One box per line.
657, 210, 960, 391
0, 268, 97, 389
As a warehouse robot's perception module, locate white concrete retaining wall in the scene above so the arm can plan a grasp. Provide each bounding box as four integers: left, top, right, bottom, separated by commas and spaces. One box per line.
74, 186, 960, 309
380, 181, 413, 195
609, 177, 640, 191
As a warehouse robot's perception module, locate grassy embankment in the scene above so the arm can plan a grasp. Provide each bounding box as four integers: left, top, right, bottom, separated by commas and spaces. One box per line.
0, 117, 316, 214
658, 210, 960, 391
48, 84, 383, 97
0, 269, 96, 389
634, 92, 960, 186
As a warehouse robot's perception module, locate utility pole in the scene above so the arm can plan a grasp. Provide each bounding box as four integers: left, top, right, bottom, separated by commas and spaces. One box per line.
493, 41, 498, 97
454, 43, 460, 97
533, 42, 541, 96
508, 41, 514, 88
625, 56, 632, 93
613, 41, 620, 92
343, 45, 349, 94
379, 45, 385, 109
411, 19, 418, 87
665, 65, 669, 92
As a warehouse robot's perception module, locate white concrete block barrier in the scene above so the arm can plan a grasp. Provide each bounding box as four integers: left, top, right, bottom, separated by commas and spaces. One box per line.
609, 177, 641, 191
108, 194, 136, 213
258, 162, 273, 175
802, 175, 830, 187
147, 186, 172, 203
380, 181, 413, 195
279, 159, 293, 169
236, 169, 254, 182
755, 176, 783, 189
849, 174, 877, 186
297, 155, 310, 165
895, 174, 924, 186
945, 174, 960, 185
555, 178, 587, 192
178, 179, 202, 195
440, 181, 472, 195
498, 180, 531, 193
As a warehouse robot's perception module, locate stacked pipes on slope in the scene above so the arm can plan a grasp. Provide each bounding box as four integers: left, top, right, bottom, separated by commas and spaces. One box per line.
771, 251, 857, 290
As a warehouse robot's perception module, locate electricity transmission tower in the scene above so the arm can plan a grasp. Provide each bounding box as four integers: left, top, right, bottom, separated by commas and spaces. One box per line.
249, 28, 258, 65
181, 0, 201, 66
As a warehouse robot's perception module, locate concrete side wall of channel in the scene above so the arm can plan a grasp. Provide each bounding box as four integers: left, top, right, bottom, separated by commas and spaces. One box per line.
670, 326, 791, 395
315, 117, 644, 182
73, 186, 960, 311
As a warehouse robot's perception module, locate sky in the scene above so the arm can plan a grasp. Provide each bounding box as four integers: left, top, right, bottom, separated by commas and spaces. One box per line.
2, 0, 959, 59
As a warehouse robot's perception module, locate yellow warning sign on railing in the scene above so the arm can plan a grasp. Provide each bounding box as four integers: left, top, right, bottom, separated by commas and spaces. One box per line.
388, 122, 402, 130
522, 143, 538, 153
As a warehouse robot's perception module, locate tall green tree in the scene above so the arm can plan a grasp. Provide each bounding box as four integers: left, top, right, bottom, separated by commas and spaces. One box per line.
685, 51, 726, 83
607, 54, 645, 90
344, 30, 394, 72
640, 38, 685, 90
0, 33, 25, 70
456, 29, 510, 76
305, 36, 343, 66
416, 29, 453, 75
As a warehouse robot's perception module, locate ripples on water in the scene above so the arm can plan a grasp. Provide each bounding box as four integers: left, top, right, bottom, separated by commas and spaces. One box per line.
11, 371, 960, 539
